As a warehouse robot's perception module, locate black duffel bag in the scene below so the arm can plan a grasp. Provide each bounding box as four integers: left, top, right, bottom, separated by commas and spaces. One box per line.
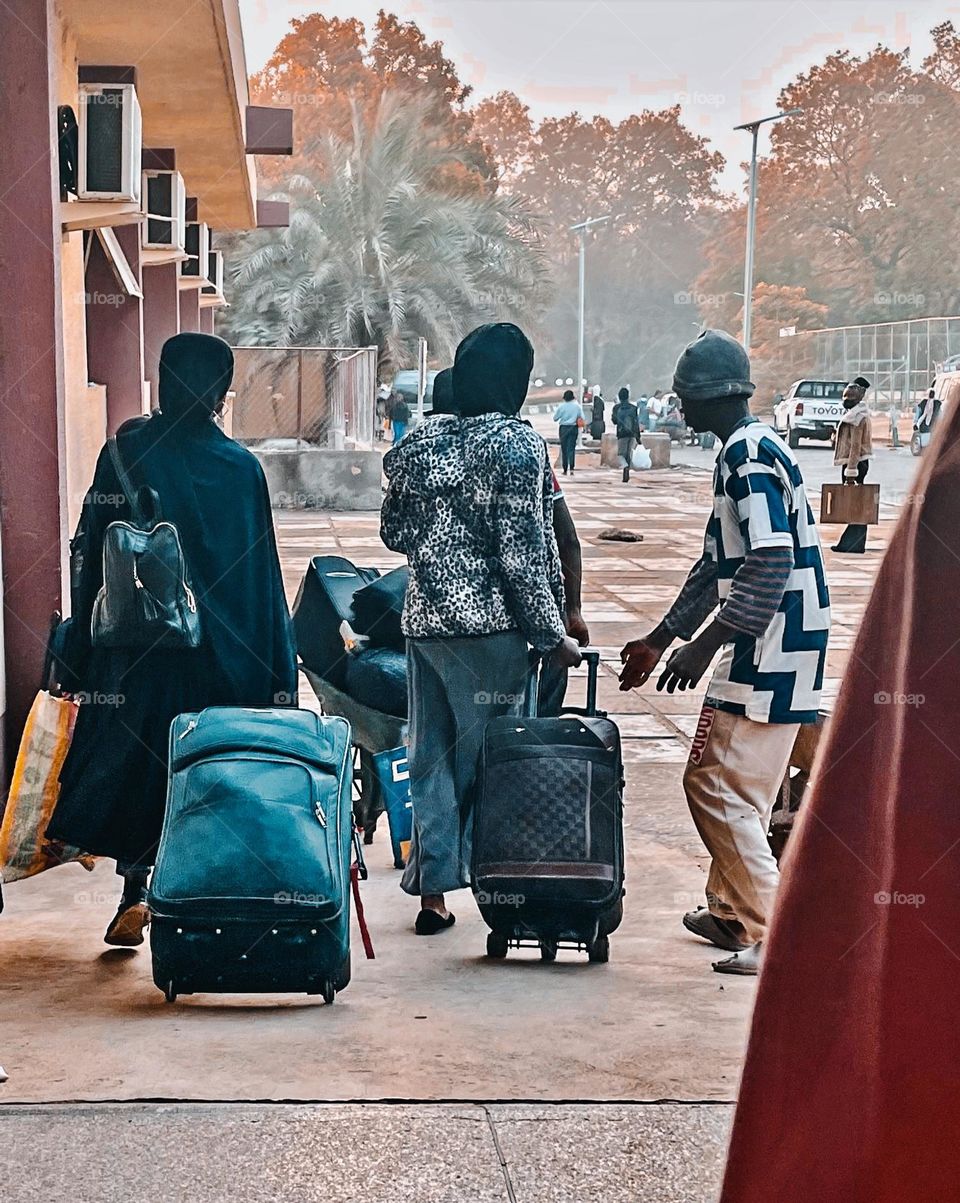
351, 566, 409, 652
344, 647, 408, 718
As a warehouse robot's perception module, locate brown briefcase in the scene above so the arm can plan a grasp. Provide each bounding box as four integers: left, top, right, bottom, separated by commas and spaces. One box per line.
819, 482, 880, 526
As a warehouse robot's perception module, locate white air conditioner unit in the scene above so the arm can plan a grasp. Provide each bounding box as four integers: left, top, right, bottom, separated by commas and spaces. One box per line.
202, 249, 224, 296
77, 82, 142, 202
142, 169, 186, 251
182, 221, 210, 278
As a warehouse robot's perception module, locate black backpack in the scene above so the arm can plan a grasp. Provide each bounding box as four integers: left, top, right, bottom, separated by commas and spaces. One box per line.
90, 436, 202, 651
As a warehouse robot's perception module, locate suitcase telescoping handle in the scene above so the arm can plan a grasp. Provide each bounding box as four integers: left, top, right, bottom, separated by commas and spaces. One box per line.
525, 647, 605, 719
564, 648, 604, 719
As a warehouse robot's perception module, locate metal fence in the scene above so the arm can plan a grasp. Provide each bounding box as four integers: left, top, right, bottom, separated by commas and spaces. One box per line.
229, 346, 379, 448
778, 316, 960, 407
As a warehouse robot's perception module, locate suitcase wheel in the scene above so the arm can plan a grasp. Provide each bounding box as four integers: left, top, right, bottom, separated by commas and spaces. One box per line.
539, 940, 557, 963
587, 935, 610, 964
163, 981, 178, 1004
322, 980, 336, 1006
486, 932, 509, 959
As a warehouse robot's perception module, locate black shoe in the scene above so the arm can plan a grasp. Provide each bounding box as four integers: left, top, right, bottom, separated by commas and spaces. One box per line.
832, 525, 867, 554
415, 909, 456, 935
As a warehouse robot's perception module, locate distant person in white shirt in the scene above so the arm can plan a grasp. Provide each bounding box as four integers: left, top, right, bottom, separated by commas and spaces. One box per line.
553, 389, 585, 475
646, 389, 665, 430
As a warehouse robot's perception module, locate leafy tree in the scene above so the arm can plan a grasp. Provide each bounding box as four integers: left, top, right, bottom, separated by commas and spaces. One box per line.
744, 284, 830, 407
507, 107, 726, 387
697, 33, 960, 335
220, 93, 548, 373
469, 91, 535, 184
250, 10, 492, 191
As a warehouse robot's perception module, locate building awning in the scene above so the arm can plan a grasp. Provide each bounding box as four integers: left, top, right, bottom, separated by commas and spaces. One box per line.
60, 0, 257, 230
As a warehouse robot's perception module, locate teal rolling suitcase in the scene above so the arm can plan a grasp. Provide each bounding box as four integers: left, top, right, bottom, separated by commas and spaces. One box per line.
148, 707, 358, 1004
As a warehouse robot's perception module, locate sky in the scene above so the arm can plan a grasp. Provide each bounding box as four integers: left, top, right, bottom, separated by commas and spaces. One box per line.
238, 0, 957, 193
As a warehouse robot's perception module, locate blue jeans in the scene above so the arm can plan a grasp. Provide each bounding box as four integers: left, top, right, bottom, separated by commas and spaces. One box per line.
393, 422, 407, 444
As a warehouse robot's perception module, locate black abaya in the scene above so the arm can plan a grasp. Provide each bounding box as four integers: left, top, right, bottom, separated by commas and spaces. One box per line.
49, 337, 297, 868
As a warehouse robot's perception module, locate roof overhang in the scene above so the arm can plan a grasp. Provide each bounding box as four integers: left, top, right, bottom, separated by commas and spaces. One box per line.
60, 0, 257, 230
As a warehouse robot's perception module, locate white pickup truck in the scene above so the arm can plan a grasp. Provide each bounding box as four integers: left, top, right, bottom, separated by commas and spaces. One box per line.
773, 380, 847, 448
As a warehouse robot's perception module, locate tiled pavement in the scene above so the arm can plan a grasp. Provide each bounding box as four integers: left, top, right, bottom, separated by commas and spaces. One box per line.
277, 458, 891, 752
0, 457, 894, 1202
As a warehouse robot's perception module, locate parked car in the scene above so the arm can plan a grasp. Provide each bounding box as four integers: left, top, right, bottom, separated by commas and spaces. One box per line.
773, 379, 847, 448
391, 369, 439, 414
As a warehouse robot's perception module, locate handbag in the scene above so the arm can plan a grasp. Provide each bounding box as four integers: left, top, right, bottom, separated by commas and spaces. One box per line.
0, 632, 94, 882
820, 482, 880, 526
91, 436, 202, 650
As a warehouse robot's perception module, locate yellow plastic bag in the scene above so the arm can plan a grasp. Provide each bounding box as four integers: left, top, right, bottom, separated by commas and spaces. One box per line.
0, 691, 94, 881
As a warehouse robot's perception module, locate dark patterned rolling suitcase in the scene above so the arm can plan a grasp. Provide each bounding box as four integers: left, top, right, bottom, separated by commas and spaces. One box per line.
471, 650, 624, 962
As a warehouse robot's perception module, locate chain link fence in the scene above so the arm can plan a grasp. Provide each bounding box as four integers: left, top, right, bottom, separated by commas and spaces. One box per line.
777, 316, 960, 407
229, 346, 379, 449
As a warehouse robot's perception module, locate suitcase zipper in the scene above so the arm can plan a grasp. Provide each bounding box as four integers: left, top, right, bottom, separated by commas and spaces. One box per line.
178, 719, 198, 741
314, 799, 327, 827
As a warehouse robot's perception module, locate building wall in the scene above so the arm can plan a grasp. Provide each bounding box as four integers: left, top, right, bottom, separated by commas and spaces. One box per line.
0, 0, 69, 769
56, 7, 106, 534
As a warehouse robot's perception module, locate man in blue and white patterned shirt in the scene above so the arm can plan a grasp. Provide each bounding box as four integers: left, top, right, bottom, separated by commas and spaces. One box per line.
619, 330, 830, 976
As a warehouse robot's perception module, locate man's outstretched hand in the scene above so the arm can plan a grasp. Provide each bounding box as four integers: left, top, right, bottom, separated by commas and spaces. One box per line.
619, 630, 670, 690
656, 622, 730, 693
656, 640, 713, 693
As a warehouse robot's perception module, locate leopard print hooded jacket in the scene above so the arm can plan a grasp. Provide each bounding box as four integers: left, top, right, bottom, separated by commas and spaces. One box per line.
380, 413, 566, 652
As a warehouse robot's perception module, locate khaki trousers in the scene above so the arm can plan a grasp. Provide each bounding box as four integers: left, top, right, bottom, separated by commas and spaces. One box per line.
684, 705, 799, 945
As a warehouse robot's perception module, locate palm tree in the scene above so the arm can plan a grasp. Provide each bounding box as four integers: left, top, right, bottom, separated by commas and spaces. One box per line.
220, 91, 549, 371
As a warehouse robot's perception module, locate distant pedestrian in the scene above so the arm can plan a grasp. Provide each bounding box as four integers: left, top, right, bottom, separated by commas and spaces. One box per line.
611, 386, 641, 482
916, 386, 941, 439
646, 389, 665, 430
831, 376, 872, 554
554, 389, 584, 475
589, 389, 606, 441
659, 397, 687, 443
636, 392, 650, 431
391, 394, 411, 444
376, 384, 390, 440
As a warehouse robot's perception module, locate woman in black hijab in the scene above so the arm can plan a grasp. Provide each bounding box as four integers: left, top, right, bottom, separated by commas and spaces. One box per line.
49, 333, 297, 946
381, 323, 581, 934
429, 367, 457, 416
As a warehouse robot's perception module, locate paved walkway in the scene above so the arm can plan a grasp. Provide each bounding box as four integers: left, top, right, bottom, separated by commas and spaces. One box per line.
0, 455, 897, 1198
1, 1102, 733, 1203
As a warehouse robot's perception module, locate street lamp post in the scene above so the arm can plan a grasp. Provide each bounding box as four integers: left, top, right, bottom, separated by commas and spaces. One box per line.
734, 109, 802, 355
570, 215, 613, 400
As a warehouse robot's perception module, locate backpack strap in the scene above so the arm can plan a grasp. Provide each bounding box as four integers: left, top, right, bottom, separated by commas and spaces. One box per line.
107, 435, 147, 525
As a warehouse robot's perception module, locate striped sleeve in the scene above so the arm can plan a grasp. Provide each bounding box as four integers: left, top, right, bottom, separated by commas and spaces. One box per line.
720, 547, 793, 637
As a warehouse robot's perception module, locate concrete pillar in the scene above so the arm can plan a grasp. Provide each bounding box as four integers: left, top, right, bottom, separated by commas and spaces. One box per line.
142, 263, 180, 410
599, 432, 621, 468
85, 223, 145, 432
199, 307, 215, 334
641, 432, 671, 469
0, 0, 67, 771
178, 287, 200, 333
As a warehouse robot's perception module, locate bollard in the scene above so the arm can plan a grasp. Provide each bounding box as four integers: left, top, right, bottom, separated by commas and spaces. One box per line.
641, 432, 671, 469
599, 432, 621, 468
